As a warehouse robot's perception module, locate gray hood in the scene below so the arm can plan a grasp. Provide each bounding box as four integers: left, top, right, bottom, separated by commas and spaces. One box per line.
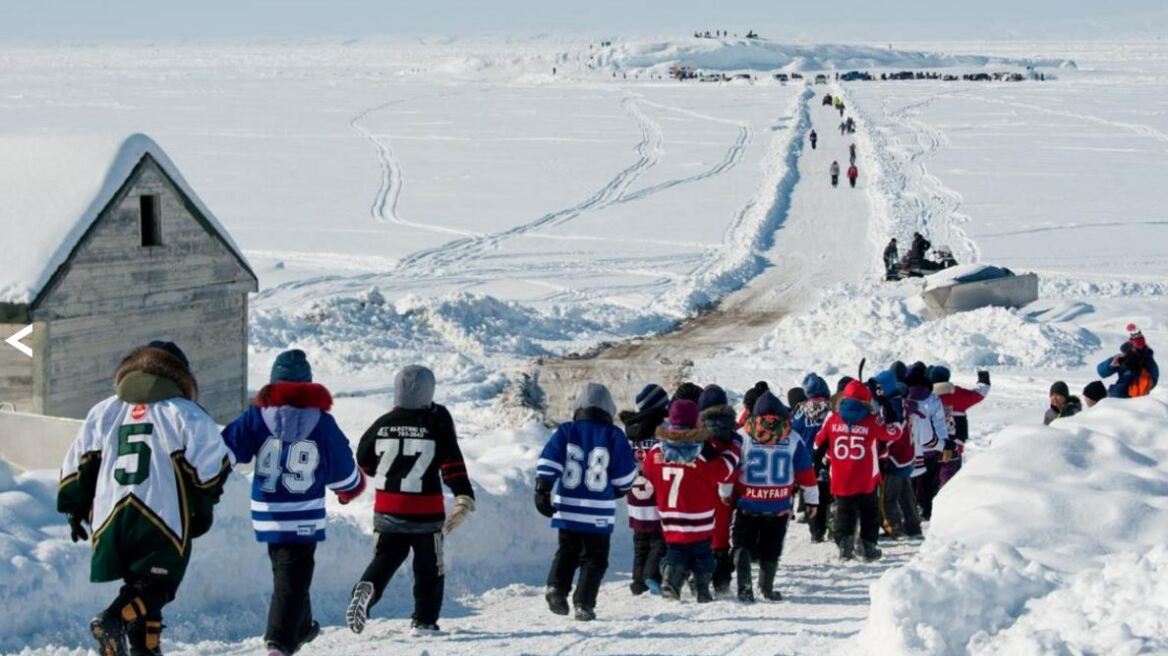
395, 365, 436, 410
573, 382, 617, 419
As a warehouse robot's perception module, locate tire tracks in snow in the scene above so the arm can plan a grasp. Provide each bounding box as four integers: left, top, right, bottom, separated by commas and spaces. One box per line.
349, 94, 478, 238
958, 92, 1168, 148
395, 96, 664, 273
617, 99, 752, 204
863, 90, 981, 264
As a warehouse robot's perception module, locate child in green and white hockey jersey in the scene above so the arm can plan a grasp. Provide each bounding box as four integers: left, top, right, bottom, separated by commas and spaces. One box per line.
57, 342, 232, 656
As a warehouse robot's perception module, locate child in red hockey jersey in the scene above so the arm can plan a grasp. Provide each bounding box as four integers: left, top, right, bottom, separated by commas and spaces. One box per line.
815, 381, 905, 561
641, 400, 739, 602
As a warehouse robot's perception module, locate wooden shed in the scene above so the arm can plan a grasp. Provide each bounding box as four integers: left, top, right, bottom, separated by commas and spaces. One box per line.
0, 134, 258, 423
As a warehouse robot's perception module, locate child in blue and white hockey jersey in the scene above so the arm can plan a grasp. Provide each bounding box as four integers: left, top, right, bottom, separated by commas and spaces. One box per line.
221, 350, 365, 656
733, 392, 818, 602
535, 382, 637, 621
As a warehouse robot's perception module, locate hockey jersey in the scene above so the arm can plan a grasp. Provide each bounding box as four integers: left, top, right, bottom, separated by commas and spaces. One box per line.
814, 382, 905, 497
58, 395, 232, 582
735, 434, 819, 514
933, 381, 989, 454
641, 442, 739, 544
221, 383, 364, 543
620, 408, 666, 533
537, 415, 638, 534
357, 404, 474, 529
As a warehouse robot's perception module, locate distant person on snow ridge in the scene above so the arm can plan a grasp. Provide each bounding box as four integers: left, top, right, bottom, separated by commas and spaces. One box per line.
809, 129, 818, 149
1043, 381, 1082, 425
847, 164, 859, 188
830, 161, 841, 187
883, 239, 899, 279
1096, 324, 1158, 398
849, 143, 857, 163
910, 232, 931, 266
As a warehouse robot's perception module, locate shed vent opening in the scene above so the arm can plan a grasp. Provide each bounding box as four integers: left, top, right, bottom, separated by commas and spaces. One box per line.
140, 195, 161, 247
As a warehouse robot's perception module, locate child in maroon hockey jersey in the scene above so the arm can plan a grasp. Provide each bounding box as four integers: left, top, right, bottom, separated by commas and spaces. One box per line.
619, 384, 670, 595
814, 381, 904, 561
641, 400, 739, 602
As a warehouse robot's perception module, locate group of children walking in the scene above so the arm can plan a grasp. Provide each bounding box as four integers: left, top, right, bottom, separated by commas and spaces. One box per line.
535, 361, 992, 619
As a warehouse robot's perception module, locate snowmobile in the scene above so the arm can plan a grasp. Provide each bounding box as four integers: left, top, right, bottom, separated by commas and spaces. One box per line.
888, 247, 958, 280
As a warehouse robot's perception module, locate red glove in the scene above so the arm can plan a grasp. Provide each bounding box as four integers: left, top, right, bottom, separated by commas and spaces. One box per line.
336, 470, 367, 505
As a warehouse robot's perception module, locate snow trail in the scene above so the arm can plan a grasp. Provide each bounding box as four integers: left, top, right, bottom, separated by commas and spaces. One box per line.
856, 90, 981, 265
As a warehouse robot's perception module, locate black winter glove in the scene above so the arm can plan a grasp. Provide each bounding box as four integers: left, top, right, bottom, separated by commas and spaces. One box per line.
977, 370, 991, 386
534, 479, 555, 518
68, 515, 89, 543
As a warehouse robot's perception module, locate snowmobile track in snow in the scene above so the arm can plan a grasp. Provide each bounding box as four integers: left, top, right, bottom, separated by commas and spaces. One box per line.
394, 96, 664, 273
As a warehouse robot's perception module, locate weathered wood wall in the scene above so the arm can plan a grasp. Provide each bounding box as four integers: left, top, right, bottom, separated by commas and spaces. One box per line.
0, 321, 35, 412
32, 157, 256, 424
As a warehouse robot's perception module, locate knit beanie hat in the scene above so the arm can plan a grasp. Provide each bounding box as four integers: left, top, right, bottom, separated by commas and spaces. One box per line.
787, 387, 808, 409
1128, 323, 1147, 350
752, 391, 790, 420
395, 365, 436, 410
635, 384, 669, 414
1082, 380, 1107, 403
743, 381, 769, 414
1049, 381, 1070, 398
270, 349, 312, 383
667, 399, 700, 429
698, 384, 729, 411
928, 365, 952, 384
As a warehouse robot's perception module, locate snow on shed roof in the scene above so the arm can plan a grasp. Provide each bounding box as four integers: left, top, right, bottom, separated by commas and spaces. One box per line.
0, 133, 253, 305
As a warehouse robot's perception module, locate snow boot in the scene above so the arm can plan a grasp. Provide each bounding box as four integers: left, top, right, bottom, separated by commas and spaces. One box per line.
265, 644, 289, 656
838, 536, 855, 561
661, 564, 685, 601
862, 541, 883, 562
90, 610, 128, 656
630, 580, 649, 596
299, 621, 321, 649
346, 581, 375, 634
126, 616, 163, 656
712, 549, 733, 595
410, 619, 442, 636
574, 607, 596, 622
694, 572, 714, 604
734, 548, 754, 602
758, 560, 782, 601
545, 587, 570, 616
645, 579, 663, 596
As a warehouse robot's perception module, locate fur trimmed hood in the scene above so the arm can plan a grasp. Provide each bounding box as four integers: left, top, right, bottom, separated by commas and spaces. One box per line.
932, 382, 956, 396
115, 346, 197, 402
699, 404, 738, 442
656, 424, 706, 444
256, 382, 333, 411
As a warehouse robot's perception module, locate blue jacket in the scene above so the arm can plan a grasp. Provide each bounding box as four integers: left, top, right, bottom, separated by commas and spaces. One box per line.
537, 413, 637, 534
222, 383, 362, 543
1096, 348, 1158, 398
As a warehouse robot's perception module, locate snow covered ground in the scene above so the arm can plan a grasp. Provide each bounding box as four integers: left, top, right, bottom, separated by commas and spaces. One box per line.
1, 36, 1167, 655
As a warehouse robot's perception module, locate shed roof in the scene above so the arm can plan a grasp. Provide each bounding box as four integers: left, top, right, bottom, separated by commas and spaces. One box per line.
0, 133, 254, 305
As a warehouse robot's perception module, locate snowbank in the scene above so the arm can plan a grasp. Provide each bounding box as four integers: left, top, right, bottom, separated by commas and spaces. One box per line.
742, 281, 1097, 376
597, 39, 1030, 75
862, 389, 1168, 655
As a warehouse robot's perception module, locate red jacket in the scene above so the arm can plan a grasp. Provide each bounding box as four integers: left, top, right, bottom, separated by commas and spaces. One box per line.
933, 381, 989, 452
847, 165, 859, 179
642, 442, 739, 544
815, 382, 905, 496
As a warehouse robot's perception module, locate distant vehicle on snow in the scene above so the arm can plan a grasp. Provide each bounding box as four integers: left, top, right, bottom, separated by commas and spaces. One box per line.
920, 264, 1040, 318
814, 74, 829, 84
774, 73, 789, 82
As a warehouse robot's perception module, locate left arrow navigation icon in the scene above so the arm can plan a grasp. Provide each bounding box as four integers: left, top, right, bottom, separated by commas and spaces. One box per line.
5, 325, 33, 358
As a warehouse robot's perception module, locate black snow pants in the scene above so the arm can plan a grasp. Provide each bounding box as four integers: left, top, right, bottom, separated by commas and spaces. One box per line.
359, 531, 445, 625
809, 479, 833, 540
915, 454, 943, 520
831, 174, 839, 187
548, 530, 610, 611
265, 543, 317, 653
882, 474, 922, 536
835, 492, 881, 546
732, 511, 789, 563
632, 530, 665, 587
